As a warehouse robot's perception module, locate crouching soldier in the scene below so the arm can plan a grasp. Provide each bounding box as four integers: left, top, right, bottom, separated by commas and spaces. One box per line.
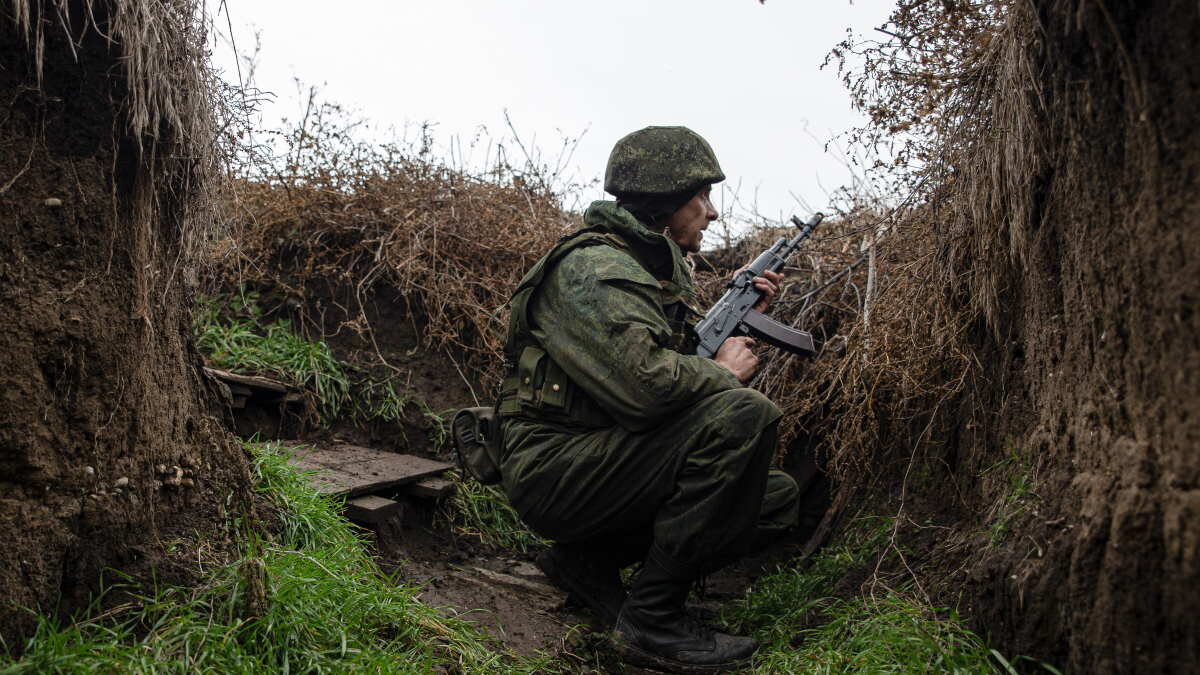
497, 126, 800, 673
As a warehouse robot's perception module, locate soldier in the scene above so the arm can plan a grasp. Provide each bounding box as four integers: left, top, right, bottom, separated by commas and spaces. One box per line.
496, 126, 799, 673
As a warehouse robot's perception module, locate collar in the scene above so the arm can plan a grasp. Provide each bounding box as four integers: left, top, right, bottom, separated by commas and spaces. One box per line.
581, 200, 696, 298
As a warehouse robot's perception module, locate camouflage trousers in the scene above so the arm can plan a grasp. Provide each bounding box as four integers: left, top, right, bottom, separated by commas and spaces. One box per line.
500, 388, 799, 578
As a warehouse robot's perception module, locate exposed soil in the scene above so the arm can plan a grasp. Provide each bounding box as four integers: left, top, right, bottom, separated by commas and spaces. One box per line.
365, 496, 821, 672
0, 10, 251, 645
803, 3, 1200, 672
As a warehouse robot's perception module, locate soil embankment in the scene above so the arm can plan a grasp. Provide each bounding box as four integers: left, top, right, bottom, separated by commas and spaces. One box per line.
792, 2, 1200, 671
0, 2, 250, 643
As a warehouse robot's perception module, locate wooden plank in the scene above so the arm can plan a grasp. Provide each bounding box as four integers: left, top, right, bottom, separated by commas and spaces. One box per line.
287, 445, 453, 498
406, 476, 456, 499
345, 495, 403, 524
203, 366, 290, 394
289, 444, 390, 469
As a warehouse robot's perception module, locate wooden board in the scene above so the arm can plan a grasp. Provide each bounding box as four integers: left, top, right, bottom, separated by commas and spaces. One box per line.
345, 495, 403, 524
406, 476, 456, 499
288, 444, 453, 497
203, 366, 290, 394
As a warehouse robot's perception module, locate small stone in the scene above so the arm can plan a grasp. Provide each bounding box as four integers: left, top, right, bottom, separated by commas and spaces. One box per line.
182, 478, 195, 488
83, 466, 95, 476
155, 464, 167, 474
43, 197, 62, 207
114, 477, 130, 488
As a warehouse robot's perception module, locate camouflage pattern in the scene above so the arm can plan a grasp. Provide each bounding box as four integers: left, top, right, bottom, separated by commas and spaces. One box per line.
498, 200, 798, 576
604, 126, 726, 198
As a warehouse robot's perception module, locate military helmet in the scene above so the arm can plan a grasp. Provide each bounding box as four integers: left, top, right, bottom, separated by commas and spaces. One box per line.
604, 126, 725, 198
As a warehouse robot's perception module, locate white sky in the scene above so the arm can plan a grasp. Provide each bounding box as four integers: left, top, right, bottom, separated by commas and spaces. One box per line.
209, 0, 895, 222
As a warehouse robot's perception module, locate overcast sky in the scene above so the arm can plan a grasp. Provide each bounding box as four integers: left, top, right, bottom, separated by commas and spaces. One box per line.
209, 1, 896, 222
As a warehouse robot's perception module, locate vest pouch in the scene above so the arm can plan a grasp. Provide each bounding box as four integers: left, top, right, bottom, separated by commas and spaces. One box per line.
515, 345, 573, 413
516, 345, 547, 404
452, 406, 502, 485
539, 358, 572, 411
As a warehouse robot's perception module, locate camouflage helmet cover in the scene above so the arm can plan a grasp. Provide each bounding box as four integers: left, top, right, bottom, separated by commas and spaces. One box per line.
604, 126, 726, 197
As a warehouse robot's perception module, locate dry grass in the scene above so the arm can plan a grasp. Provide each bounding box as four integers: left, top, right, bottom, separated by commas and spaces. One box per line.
796, 0, 1168, 488
208, 101, 576, 394
8, 0, 241, 303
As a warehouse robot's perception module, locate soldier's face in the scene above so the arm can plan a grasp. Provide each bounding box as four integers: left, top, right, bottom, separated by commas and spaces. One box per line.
664, 186, 718, 254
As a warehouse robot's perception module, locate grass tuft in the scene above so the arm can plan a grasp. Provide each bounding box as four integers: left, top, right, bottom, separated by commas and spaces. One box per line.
0, 443, 557, 673
443, 473, 547, 554
766, 593, 1000, 674
724, 517, 1018, 674
195, 293, 350, 422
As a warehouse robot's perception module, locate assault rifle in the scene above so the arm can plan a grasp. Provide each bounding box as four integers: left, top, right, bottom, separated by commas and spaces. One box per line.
694, 213, 824, 359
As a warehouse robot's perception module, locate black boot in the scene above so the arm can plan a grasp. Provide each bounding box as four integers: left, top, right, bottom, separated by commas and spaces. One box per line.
613, 557, 756, 674
536, 543, 627, 625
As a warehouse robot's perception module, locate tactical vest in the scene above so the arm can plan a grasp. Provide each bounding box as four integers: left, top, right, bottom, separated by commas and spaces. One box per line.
497, 227, 702, 429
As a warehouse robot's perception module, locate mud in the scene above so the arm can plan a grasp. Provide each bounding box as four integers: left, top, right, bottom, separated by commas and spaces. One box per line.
367, 498, 817, 672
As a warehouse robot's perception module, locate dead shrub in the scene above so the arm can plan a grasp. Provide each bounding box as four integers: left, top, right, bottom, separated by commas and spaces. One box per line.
208, 101, 578, 395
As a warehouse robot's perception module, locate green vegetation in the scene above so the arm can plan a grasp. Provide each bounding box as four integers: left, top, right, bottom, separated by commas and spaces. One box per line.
444, 473, 547, 554
350, 377, 413, 426
420, 403, 452, 453
195, 292, 350, 422
0, 443, 555, 674
724, 518, 1019, 674
194, 292, 453, 438
980, 452, 1039, 545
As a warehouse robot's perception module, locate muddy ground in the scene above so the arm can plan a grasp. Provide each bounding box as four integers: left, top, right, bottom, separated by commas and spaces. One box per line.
373, 493, 816, 672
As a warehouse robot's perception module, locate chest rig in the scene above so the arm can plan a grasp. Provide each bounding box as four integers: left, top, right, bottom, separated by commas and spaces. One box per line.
496, 227, 702, 428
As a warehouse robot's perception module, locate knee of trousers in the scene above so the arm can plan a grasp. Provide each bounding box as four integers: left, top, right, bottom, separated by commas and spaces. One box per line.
696, 388, 782, 441
761, 470, 801, 529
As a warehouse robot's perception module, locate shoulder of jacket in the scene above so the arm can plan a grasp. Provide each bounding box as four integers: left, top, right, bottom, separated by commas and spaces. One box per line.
555, 239, 659, 288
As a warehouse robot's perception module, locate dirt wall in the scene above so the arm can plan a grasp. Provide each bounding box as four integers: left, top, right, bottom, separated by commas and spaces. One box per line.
953, 3, 1200, 670
0, 3, 250, 643
820, 1, 1200, 671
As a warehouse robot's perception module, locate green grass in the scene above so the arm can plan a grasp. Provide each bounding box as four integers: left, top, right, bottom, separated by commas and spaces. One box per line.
0, 443, 556, 674
443, 473, 547, 554
980, 452, 1038, 545
350, 377, 413, 426
766, 593, 1003, 674
195, 294, 350, 423
418, 403, 453, 453
723, 517, 1021, 674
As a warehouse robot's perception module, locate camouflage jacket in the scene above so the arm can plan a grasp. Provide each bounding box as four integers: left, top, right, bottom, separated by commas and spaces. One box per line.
497, 200, 741, 433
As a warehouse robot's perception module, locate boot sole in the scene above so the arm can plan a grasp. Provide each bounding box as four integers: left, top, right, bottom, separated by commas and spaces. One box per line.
611, 634, 751, 675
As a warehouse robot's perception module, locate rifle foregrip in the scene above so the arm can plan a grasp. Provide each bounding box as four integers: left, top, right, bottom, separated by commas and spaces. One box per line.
694, 212, 824, 360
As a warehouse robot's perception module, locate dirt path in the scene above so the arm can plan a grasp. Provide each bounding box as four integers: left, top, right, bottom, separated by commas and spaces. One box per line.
373, 502, 810, 671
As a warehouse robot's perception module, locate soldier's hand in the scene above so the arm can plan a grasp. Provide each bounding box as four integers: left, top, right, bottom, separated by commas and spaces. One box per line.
734, 268, 784, 313
714, 336, 759, 384
753, 269, 784, 312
